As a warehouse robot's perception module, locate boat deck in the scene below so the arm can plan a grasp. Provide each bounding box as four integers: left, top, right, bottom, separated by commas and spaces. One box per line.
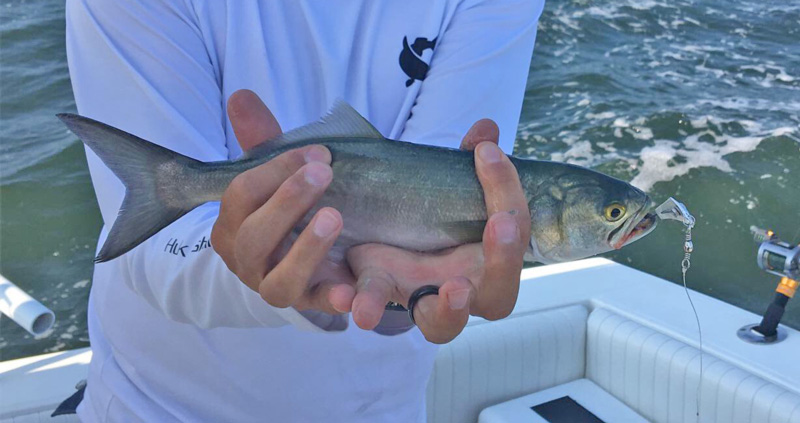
2, 258, 799, 422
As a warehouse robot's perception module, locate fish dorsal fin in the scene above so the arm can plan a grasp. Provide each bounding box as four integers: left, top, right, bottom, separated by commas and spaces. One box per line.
244, 100, 384, 158
280, 100, 384, 141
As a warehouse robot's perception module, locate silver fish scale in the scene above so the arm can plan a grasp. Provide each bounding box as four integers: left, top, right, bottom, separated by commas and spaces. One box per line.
300, 138, 491, 252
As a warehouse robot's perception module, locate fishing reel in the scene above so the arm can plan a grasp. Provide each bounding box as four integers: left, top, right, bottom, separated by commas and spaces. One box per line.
752, 227, 800, 280
737, 226, 800, 344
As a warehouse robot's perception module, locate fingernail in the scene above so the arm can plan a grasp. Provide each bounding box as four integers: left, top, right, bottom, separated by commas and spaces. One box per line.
304, 163, 332, 187
329, 285, 352, 313
447, 288, 470, 310
313, 210, 339, 237
466, 121, 497, 144
464, 124, 479, 141
304, 146, 329, 163
356, 305, 381, 328
494, 213, 519, 244
477, 142, 503, 164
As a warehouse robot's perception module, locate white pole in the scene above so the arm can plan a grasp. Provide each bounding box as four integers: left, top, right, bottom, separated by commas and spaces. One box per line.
0, 274, 55, 337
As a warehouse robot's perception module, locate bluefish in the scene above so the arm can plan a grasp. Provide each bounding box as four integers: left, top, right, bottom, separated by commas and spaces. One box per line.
58, 101, 658, 263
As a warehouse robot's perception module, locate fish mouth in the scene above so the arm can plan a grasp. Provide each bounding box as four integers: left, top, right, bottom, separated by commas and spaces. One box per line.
609, 205, 658, 250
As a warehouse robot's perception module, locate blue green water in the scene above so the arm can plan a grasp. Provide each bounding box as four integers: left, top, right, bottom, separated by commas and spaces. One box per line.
1, 0, 798, 361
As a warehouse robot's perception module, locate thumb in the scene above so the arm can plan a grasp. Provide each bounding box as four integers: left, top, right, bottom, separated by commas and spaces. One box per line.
460, 119, 499, 151
227, 89, 282, 151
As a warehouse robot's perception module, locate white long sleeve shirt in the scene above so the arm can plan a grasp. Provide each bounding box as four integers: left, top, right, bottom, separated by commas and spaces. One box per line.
65, 0, 543, 421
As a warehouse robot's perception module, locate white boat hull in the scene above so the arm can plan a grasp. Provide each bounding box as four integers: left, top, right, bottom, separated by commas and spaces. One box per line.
2, 258, 799, 422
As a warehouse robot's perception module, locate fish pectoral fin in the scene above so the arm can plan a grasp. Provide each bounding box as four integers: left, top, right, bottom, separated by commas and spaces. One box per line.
244, 100, 385, 159
439, 220, 487, 245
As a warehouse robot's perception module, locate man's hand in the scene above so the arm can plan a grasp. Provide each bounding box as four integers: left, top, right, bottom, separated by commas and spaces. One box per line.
211, 90, 355, 314
347, 120, 531, 343
213, 90, 529, 344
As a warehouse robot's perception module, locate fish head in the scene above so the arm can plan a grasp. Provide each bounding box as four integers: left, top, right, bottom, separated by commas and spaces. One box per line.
524, 165, 657, 263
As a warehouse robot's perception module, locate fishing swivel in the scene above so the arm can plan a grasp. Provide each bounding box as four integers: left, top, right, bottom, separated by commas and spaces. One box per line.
682, 221, 695, 275
655, 197, 696, 275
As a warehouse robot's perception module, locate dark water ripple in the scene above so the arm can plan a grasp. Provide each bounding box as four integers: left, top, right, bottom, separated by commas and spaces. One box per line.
517, 0, 799, 331
1, 0, 799, 360
1, 0, 97, 360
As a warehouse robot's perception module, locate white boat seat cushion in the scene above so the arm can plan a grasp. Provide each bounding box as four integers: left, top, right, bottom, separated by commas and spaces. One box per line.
587, 308, 800, 423
426, 305, 588, 423
478, 378, 648, 422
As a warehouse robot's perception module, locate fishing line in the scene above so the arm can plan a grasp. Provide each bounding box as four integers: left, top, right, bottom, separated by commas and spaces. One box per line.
680, 217, 702, 421
655, 198, 702, 419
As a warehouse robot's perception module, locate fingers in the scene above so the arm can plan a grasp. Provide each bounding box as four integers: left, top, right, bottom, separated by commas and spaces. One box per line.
475, 212, 524, 319
351, 271, 397, 330
474, 142, 528, 220
347, 246, 414, 330
412, 277, 472, 344
219, 146, 330, 233
234, 162, 333, 291
215, 90, 357, 316
258, 208, 342, 307
286, 258, 358, 315
227, 89, 281, 151
211, 145, 331, 271
346, 245, 401, 330
472, 142, 530, 320
297, 283, 356, 315
326, 283, 357, 314
460, 119, 500, 151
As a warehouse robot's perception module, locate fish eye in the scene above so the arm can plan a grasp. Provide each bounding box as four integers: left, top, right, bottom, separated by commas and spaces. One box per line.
604, 203, 626, 222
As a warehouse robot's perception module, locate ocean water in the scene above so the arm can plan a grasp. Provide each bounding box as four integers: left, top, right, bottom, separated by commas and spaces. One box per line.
1, 0, 798, 361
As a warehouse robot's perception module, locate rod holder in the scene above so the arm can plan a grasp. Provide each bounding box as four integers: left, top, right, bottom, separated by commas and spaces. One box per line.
737, 324, 788, 344
738, 280, 792, 343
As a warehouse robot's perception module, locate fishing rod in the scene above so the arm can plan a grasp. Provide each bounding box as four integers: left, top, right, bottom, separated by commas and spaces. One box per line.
738, 226, 800, 344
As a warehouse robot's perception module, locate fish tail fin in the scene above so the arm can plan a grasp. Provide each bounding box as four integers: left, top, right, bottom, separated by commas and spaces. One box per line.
57, 113, 206, 263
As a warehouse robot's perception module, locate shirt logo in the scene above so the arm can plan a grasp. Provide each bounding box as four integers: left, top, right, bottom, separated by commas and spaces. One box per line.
399, 36, 437, 87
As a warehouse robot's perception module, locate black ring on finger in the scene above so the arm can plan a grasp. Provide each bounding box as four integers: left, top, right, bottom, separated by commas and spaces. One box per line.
408, 285, 440, 326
